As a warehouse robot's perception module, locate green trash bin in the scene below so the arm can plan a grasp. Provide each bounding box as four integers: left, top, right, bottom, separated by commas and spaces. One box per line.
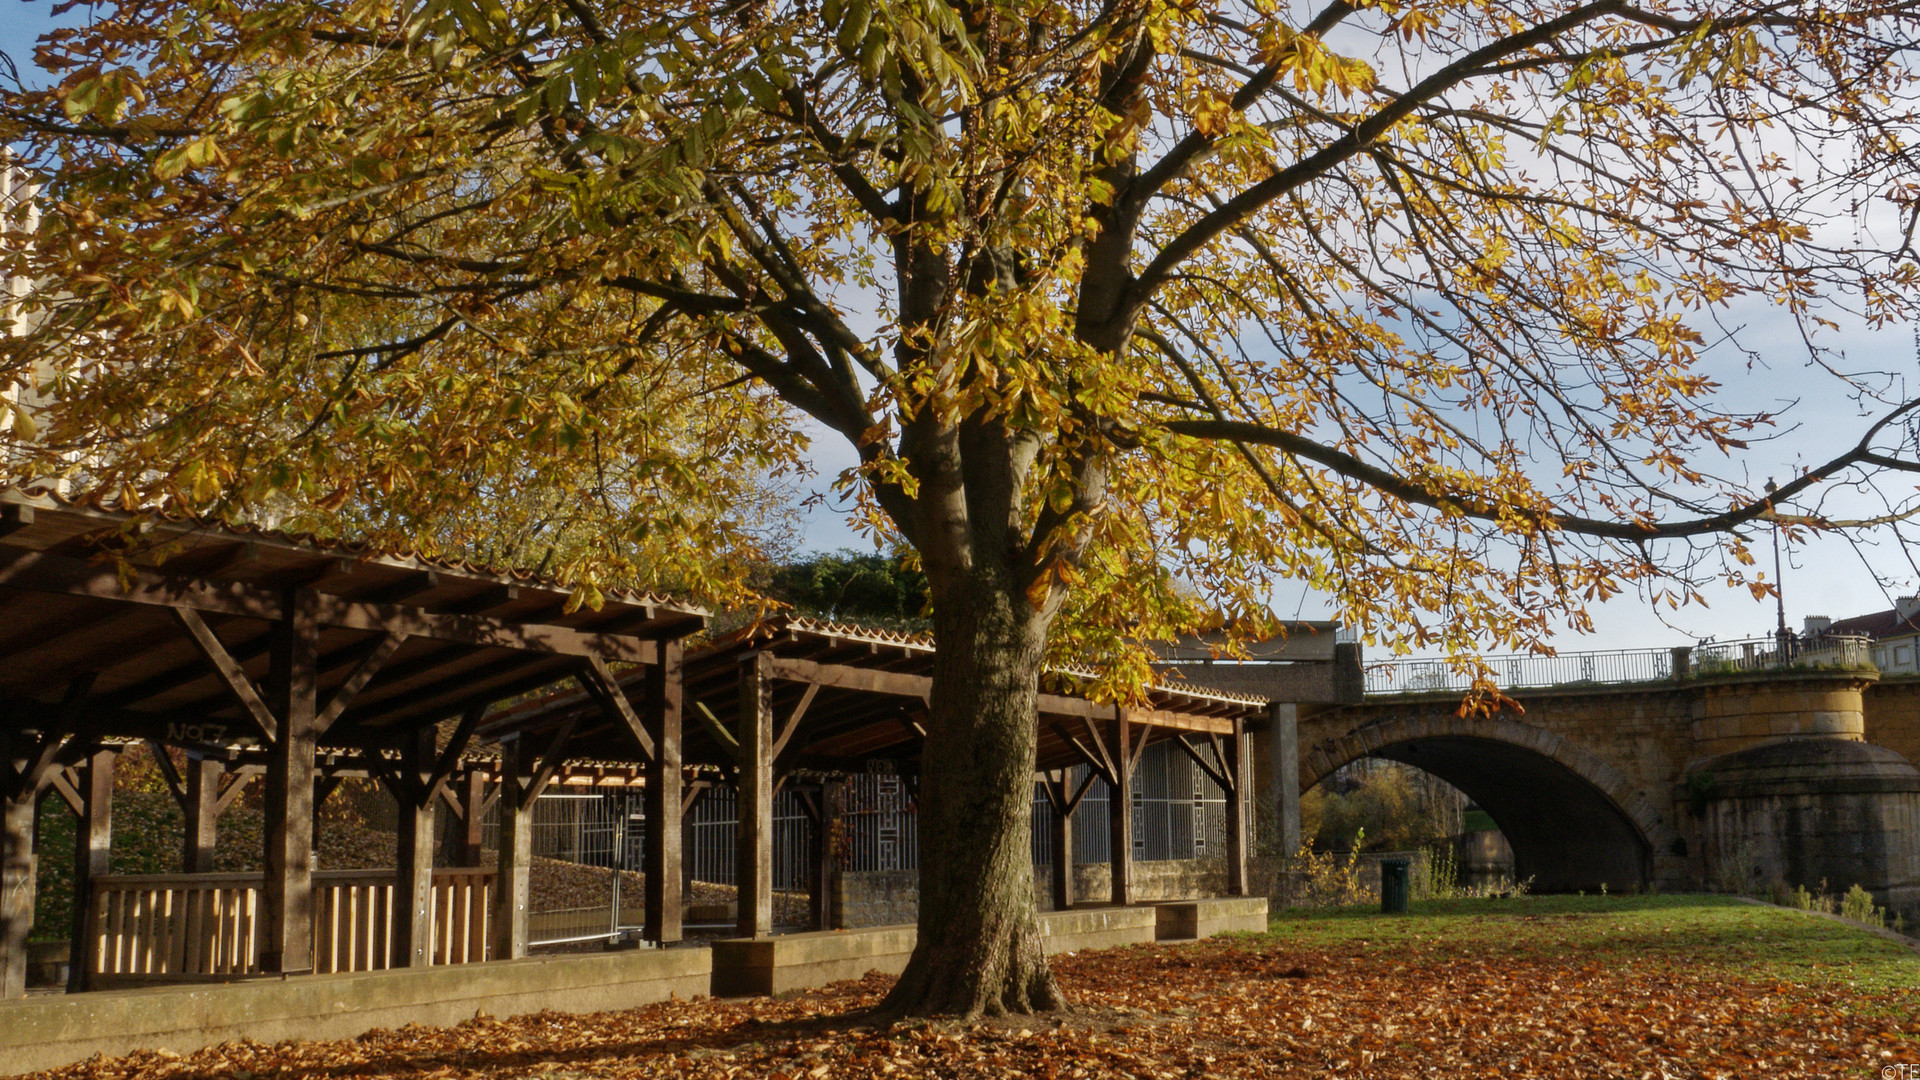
1380, 857, 1411, 914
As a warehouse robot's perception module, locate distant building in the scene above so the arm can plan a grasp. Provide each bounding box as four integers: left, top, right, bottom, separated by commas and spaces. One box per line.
1821, 600, 1920, 673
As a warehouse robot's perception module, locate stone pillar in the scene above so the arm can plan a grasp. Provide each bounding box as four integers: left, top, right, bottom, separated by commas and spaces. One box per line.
493, 736, 535, 961
68, 749, 114, 991
1270, 703, 1301, 857
182, 756, 222, 874
1692, 673, 1872, 759
1110, 709, 1134, 907
644, 640, 683, 944
261, 593, 319, 975
736, 653, 774, 937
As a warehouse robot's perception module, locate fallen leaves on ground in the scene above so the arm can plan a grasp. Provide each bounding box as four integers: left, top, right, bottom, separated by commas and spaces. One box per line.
18, 931, 1919, 1079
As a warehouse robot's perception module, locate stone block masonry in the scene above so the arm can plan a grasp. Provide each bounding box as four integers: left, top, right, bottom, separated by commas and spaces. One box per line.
0, 947, 712, 1077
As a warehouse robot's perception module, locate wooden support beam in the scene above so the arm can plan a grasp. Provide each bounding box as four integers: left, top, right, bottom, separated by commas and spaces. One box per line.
0, 503, 33, 538
1041, 769, 1089, 911
1172, 734, 1233, 794
766, 657, 1238, 733
0, 674, 94, 997
360, 570, 441, 605
425, 709, 484, 805
810, 779, 843, 931
690, 699, 741, 759
0, 547, 662, 661
184, 756, 223, 873
45, 769, 82, 816
1054, 718, 1118, 787
527, 714, 580, 805
1110, 708, 1137, 907
173, 608, 279, 743
737, 653, 774, 938
0, 784, 32, 999
261, 590, 318, 975
494, 736, 536, 961
576, 656, 653, 760
1225, 719, 1251, 897
213, 766, 257, 815
681, 777, 711, 817
395, 727, 437, 968
352, 657, 577, 733
455, 769, 487, 868
68, 749, 114, 991
317, 632, 408, 734
771, 683, 818, 763
644, 641, 683, 945
102, 621, 410, 718
146, 740, 189, 813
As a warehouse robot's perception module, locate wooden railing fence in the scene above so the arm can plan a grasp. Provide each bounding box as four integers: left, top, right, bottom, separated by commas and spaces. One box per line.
88, 868, 494, 987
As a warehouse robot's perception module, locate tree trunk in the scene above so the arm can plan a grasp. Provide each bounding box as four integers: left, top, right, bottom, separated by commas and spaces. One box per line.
880, 573, 1065, 1018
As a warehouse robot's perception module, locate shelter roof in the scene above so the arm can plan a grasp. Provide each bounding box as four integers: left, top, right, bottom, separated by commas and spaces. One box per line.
486, 616, 1271, 774
0, 489, 706, 755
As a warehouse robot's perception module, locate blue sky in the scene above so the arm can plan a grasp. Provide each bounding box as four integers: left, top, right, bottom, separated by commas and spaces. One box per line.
1, 1, 73, 90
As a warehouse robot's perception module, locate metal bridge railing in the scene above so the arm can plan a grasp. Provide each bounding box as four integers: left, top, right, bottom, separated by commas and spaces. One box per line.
1364, 633, 1875, 696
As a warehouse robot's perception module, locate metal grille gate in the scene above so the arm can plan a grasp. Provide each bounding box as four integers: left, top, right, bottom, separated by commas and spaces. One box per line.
493, 738, 1233, 945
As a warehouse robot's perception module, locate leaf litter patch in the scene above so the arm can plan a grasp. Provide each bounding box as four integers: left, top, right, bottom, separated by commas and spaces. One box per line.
15, 934, 1919, 1079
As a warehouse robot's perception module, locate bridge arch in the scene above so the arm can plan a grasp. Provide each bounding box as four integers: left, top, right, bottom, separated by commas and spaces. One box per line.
1302, 712, 1682, 892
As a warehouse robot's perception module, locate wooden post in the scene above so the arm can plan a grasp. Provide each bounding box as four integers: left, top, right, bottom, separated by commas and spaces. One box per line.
644, 640, 683, 944
1225, 720, 1251, 897
1110, 708, 1135, 907
810, 779, 843, 931
183, 756, 222, 874
68, 749, 114, 991
262, 591, 319, 975
458, 769, 487, 868
396, 727, 436, 968
493, 736, 534, 960
1270, 703, 1300, 858
1047, 771, 1075, 911
736, 652, 774, 938
0, 787, 34, 999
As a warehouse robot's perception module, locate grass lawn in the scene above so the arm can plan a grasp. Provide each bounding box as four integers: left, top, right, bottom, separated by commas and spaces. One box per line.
14, 895, 1919, 1080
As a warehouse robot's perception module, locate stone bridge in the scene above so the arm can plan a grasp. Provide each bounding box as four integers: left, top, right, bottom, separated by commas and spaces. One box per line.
1276, 664, 1920, 910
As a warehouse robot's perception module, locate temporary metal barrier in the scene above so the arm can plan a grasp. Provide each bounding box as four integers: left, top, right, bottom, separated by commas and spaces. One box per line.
485, 739, 1235, 947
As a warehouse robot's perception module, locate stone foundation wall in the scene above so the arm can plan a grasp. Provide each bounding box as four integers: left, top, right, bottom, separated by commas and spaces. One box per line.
830, 869, 920, 929
830, 860, 1238, 928
0, 947, 711, 1077
1690, 738, 1920, 917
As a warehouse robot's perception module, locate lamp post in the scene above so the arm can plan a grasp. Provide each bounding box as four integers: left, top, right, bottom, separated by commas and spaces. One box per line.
1766, 478, 1791, 661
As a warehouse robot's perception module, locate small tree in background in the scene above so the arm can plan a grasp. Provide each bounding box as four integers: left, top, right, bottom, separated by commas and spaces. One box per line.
763, 549, 931, 628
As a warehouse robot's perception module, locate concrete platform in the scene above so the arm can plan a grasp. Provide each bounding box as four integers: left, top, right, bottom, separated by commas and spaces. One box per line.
1150, 896, 1269, 940
1036, 905, 1159, 954
710, 925, 917, 997
0, 947, 711, 1078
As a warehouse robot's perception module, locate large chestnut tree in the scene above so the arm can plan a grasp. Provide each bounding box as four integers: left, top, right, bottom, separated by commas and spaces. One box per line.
8, 0, 1920, 1016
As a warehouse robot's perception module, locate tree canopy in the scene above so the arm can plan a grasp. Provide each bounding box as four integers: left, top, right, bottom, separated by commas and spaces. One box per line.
762, 548, 931, 627
9, 0, 1920, 1016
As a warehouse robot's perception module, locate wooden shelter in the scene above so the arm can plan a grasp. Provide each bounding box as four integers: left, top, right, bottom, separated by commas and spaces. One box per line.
485, 618, 1272, 941
0, 489, 705, 997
